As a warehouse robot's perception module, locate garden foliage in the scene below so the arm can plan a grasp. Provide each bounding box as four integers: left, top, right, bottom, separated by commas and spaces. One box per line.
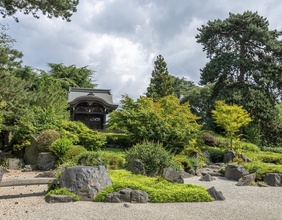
94, 170, 213, 203
108, 95, 201, 151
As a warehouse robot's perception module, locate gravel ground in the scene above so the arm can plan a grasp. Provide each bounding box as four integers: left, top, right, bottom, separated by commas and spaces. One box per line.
1, 170, 282, 220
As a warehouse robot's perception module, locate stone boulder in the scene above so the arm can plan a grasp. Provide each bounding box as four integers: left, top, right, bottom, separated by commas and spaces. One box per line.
223, 150, 236, 163
224, 164, 249, 181
127, 159, 145, 175
45, 194, 74, 203
207, 187, 225, 201
0, 168, 9, 182
162, 167, 191, 183
200, 173, 215, 182
106, 188, 149, 203
37, 152, 58, 171
198, 163, 225, 177
24, 135, 39, 165
264, 173, 282, 186
236, 173, 256, 186
59, 166, 112, 201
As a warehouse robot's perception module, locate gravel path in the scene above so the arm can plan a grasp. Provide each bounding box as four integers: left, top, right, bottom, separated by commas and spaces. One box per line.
1, 170, 282, 220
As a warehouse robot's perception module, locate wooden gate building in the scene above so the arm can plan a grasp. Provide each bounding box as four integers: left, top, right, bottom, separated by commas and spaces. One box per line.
67, 87, 118, 130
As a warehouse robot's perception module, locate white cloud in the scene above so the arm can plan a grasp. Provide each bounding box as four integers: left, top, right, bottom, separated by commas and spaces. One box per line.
3, 0, 282, 103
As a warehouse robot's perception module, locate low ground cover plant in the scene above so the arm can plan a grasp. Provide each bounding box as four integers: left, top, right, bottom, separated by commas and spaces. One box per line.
46, 187, 80, 201
94, 170, 213, 203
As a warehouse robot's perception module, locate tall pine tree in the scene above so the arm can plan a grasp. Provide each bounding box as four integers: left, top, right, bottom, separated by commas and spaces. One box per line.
146, 55, 174, 100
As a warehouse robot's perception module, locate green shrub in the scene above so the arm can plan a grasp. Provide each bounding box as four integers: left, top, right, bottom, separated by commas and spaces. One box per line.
125, 141, 172, 176
62, 145, 87, 162
56, 120, 106, 150
257, 153, 282, 165
241, 142, 260, 152
172, 155, 190, 171
200, 146, 225, 163
74, 150, 126, 170
79, 131, 106, 151
37, 129, 61, 152
104, 132, 132, 149
75, 151, 106, 166
46, 187, 80, 201
94, 170, 213, 203
243, 162, 282, 180
261, 147, 282, 154
49, 137, 73, 160
98, 151, 126, 170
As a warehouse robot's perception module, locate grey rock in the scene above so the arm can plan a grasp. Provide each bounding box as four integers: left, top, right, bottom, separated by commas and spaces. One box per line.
0, 168, 9, 182
236, 173, 256, 186
123, 203, 130, 208
162, 167, 191, 183
224, 164, 249, 181
238, 154, 252, 162
24, 135, 39, 165
188, 168, 196, 176
59, 166, 112, 201
223, 150, 236, 163
106, 188, 149, 203
35, 171, 56, 178
126, 159, 145, 175
264, 173, 282, 186
45, 194, 74, 203
200, 173, 215, 182
37, 152, 58, 171
207, 186, 225, 201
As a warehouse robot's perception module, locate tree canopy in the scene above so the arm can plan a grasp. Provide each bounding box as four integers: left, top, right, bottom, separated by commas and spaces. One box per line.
108, 95, 201, 152
212, 100, 252, 149
47, 63, 97, 90
146, 55, 174, 100
0, 0, 79, 22
196, 11, 282, 146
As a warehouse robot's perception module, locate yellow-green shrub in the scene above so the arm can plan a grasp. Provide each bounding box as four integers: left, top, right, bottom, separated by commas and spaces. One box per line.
94, 170, 213, 203
62, 145, 87, 162
46, 187, 80, 201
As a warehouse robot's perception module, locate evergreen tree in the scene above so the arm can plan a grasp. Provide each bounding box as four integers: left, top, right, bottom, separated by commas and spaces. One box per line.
0, 0, 79, 22
196, 11, 282, 146
146, 55, 174, 100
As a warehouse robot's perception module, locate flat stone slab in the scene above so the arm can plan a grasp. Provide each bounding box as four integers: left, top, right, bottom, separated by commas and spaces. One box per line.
0, 178, 57, 187
45, 194, 74, 203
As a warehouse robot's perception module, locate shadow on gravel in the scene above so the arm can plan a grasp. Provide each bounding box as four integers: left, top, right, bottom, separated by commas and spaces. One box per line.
0, 191, 45, 199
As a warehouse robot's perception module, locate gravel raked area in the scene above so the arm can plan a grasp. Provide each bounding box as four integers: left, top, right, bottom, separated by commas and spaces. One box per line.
1, 170, 282, 220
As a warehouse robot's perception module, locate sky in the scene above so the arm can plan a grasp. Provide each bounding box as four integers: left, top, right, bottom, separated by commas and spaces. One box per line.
2, 0, 282, 103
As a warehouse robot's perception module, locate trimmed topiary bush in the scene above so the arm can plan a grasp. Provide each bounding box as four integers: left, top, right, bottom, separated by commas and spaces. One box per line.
62, 145, 87, 162
37, 129, 61, 152
125, 141, 172, 176
55, 120, 106, 150
94, 170, 213, 203
49, 137, 73, 160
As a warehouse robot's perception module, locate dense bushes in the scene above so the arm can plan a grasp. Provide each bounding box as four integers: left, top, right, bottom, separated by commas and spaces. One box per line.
108, 95, 201, 152
125, 141, 172, 176
49, 137, 73, 160
74, 150, 125, 170
56, 120, 106, 150
94, 170, 213, 203
104, 133, 132, 149
62, 145, 87, 162
37, 129, 61, 152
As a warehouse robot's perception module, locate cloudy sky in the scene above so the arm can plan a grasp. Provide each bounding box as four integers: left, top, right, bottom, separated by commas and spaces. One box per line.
3, 0, 282, 103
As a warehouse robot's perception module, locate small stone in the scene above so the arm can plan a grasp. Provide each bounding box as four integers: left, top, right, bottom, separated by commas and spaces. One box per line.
123, 203, 130, 208
15, 202, 18, 204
